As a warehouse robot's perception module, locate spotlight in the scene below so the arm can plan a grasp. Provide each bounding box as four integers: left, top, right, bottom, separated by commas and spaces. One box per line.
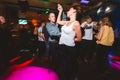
97, 8, 102, 14
105, 6, 112, 13
97, 7, 104, 14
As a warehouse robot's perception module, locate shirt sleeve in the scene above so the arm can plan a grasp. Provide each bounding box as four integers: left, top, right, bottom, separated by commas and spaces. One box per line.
46, 23, 61, 36
81, 22, 87, 28
38, 27, 41, 33
62, 12, 67, 21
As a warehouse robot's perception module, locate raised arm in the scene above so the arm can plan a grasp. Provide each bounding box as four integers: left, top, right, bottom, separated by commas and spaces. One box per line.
57, 4, 68, 25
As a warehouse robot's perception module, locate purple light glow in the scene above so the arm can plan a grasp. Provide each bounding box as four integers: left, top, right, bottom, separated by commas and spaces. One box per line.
110, 61, 120, 70
80, 0, 90, 4
5, 66, 59, 80
114, 61, 120, 65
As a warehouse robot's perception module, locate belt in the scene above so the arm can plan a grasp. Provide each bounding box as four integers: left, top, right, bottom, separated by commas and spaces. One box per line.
50, 41, 58, 44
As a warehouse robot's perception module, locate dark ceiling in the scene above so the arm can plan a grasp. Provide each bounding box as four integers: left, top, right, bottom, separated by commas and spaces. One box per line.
1, 0, 104, 11
0, 0, 120, 16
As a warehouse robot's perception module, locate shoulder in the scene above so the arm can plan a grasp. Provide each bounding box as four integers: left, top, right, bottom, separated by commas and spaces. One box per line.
103, 25, 109, 29
90, 22, 94, 26
74, 21, 80, 26
100, 25, 105, 31
46, 23, 50, 26
46, 23, 50, 28
38, 27, 40, 30
73, 21, 80, 30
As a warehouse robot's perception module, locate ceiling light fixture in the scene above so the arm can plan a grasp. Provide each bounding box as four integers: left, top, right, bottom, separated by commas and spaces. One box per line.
80, 0, 90, 4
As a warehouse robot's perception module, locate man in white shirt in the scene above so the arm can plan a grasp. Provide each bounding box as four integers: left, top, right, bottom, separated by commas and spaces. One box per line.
80, 16, 97, 64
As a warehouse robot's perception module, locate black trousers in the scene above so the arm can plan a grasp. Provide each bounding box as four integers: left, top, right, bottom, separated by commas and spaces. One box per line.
48, 42, 59, 70
79, 39, 94, 62
96, 44, 111, 73
59, 44, 77, 80
38, 41, 46, 57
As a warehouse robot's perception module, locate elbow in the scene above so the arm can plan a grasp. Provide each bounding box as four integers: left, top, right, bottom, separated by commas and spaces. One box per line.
79, 34, 82, 41
56, 20, 60, 24
79, 38, 82, 42
77, 38, 82, 42
96, 37, 101, 40
56, 21, 59, 24
75, 36, 82, 42
78, 37, 82, 42
95, 35, 100, 40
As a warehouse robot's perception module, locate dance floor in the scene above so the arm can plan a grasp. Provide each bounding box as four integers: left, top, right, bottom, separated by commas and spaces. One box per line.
0, 48, 120, 80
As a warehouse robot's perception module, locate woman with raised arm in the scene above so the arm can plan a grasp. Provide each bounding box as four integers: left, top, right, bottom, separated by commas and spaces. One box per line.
57, 4, 82, 80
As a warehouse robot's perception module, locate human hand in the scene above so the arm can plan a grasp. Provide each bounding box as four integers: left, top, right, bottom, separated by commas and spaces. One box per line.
57, 4, 63, 12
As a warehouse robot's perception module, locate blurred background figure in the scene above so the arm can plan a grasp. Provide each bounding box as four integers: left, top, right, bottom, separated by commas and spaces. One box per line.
19, 25, 29, 49
37, 20, 46, 58
80, 16, 97, 64
0, 15, 13, 69
95, 16, 114, 75
44, 12, 63, 70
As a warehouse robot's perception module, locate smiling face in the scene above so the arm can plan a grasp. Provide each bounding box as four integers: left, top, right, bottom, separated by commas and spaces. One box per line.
0, 16, 6, 24
48, 13, 56, 23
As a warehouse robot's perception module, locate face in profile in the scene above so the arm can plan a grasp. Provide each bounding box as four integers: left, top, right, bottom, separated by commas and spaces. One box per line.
67, 7, 76, 18
48, 13, 56, 23
0, 16, 6, 24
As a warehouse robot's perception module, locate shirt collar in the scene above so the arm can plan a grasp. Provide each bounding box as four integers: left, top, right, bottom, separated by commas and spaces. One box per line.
50, 22, 56, 26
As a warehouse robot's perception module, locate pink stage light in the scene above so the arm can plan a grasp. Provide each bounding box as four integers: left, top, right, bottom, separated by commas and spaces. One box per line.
110, 61, 120, 70
5, 66, 59, 80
